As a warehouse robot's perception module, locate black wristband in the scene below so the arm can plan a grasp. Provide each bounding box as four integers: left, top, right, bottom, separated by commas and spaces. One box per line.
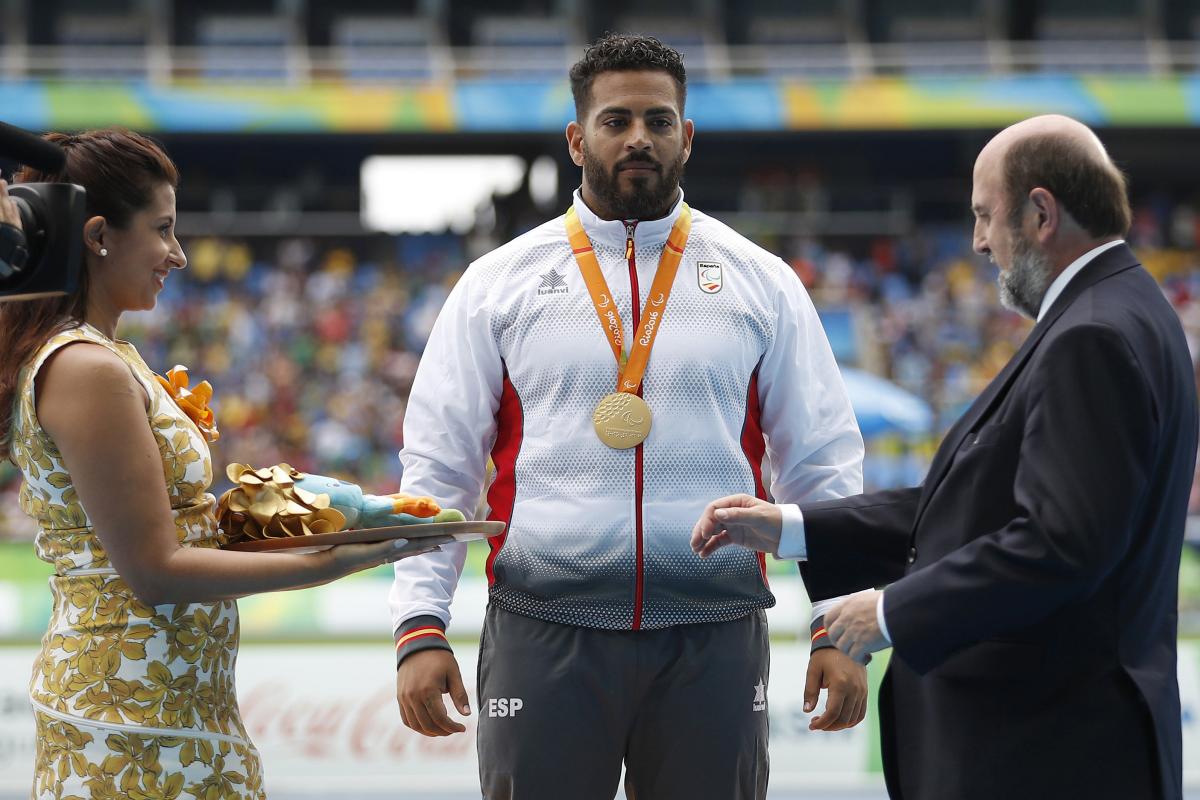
394, 614, 453, 668
810, 615, 835, 652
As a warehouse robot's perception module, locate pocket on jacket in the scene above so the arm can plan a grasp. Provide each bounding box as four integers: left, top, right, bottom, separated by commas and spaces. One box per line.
966, 416, 1024, 450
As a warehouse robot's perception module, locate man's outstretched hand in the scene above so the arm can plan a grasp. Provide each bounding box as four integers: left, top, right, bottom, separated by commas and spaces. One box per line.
691, 494, 783, 558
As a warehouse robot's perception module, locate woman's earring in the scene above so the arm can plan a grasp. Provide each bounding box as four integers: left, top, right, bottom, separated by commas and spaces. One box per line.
99, 248, 108, 257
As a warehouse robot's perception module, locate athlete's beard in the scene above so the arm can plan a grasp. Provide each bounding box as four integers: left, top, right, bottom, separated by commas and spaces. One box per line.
998, 228, 1055, 320
582, 145, 686, 220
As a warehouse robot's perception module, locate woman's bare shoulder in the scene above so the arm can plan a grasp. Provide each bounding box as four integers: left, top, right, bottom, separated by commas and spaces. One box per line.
39, 340, 133, 387
36, 341, 146, 428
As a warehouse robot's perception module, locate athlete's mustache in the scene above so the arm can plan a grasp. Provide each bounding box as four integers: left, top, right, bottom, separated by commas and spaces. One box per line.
615, 155, 661, 173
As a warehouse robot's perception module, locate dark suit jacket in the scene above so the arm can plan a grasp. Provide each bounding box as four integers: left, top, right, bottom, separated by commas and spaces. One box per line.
800, 244, 1197, 800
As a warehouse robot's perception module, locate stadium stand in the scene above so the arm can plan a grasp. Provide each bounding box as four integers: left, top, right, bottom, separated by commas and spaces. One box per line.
3, 0, 1196, 80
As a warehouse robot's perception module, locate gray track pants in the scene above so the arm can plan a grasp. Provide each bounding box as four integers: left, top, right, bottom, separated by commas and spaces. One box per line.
476, 604, 770, 800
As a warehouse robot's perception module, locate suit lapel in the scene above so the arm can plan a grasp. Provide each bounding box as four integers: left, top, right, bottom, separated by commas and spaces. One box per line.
914, 244, 1140, 523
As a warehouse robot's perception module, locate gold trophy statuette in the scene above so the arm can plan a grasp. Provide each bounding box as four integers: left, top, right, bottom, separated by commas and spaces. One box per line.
593, 391, 652, 449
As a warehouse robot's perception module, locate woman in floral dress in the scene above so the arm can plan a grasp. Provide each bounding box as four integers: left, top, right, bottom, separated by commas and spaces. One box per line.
0, 130, 435, 799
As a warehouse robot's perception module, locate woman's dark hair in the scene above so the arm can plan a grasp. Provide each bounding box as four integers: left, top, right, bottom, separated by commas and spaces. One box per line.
0, 128, 179, 460
569, 34, 687, 118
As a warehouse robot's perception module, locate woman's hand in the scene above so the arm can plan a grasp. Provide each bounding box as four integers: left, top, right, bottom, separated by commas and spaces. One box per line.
325, 535, 450, 577
0, 179, 22, 232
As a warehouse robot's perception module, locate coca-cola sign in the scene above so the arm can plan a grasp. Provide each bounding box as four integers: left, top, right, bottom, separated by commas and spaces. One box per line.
234, 646, 480, 788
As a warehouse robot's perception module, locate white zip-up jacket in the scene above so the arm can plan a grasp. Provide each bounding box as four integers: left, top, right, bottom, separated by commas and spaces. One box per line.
389, 191, 863, 656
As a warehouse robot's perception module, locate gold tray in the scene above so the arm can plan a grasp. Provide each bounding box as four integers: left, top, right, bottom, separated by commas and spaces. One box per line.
221, 520, 505, 552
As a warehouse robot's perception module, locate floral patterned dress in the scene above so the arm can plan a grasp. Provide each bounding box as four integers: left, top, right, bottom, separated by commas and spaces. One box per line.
11, 323, 265, 800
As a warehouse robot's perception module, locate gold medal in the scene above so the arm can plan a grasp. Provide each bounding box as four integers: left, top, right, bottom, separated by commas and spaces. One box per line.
565, 203, 692, 450
593, 392, 652, 449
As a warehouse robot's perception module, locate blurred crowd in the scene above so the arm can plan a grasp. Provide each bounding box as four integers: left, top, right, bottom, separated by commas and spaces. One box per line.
1, 209, 1199, 542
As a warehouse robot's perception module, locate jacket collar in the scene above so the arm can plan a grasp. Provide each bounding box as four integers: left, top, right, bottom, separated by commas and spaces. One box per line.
1035, 239, 1124, 322
570, 187, 686, 250
1035, 241, 1139, 328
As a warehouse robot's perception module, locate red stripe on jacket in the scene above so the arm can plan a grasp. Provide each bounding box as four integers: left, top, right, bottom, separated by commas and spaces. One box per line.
486, 365, 523, 586
740, 364, 769, 583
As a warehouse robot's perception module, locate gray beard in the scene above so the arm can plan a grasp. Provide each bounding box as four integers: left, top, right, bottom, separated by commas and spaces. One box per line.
998, 234, 1054, 320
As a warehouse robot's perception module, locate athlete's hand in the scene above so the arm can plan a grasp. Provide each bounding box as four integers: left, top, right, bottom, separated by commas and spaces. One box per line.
691, 494, 783, 558
396, 649, 471, 737
803, 647, 868, 732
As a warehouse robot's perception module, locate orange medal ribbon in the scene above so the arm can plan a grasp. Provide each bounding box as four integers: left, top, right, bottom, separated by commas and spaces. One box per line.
564, 204, 692, 392
565, 204, 692, 448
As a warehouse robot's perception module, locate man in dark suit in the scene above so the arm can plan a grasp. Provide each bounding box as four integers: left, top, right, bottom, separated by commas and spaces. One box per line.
691, 115, 1198, 800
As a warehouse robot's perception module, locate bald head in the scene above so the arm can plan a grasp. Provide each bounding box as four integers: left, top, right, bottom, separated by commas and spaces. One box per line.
980, 114, 1109, 168
976, 114, 1130, 240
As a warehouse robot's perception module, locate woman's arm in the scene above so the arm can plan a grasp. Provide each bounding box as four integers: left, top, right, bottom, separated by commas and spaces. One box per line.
37, 342, 423, 606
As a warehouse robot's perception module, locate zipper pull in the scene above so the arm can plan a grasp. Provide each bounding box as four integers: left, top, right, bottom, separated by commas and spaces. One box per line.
624, 221, 636, 260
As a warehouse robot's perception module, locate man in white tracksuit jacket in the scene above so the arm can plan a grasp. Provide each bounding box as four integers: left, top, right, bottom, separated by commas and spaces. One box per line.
389, 34, 868, 800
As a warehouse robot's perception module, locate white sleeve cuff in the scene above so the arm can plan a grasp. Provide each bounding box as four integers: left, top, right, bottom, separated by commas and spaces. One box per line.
877, 590, 892, 645
775, 503, 807, 560
810, 597, 840, 622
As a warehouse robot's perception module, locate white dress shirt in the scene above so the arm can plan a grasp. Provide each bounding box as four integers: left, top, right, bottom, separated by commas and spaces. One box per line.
1036, 239, 1123, 322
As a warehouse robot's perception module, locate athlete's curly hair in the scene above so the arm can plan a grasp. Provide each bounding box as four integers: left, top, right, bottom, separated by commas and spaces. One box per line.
569, 34, 687, 118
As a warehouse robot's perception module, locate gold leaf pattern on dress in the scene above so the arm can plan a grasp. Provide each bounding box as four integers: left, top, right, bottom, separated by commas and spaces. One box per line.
14, 325, 264, 799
